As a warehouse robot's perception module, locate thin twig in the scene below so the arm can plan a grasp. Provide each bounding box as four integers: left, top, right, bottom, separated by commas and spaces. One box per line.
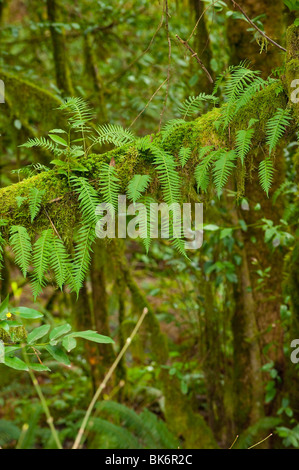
176, 34, 213, 83
44, 208, 62, 240
129, 79, 168, 128
72, 307, 149, 449
229, 434, 239, 449
159, 0, 172, 131
248, 433, 273, 449
230, 0, 286, 52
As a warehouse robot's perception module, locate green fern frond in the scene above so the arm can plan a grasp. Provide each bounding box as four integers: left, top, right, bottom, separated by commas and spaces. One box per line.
19, 137, 63, 156
161, 119, 186, 142
58, 97, 93, 132
94, 124, 135, 148
31, 229, 53, 288
70, 176, 101, 224
127, 175, 151, 203
266, 108, 292, 155
48, 236, 70, 290
0, 420, 20, 447
259, 157, 274, 196
29, 188, 45, 222
178, 147, 192, 167
10, 226, 32, 277
0, 232, 5, 280
213, 149, 237, 197
235, 128, 254, 165
194, 146, 216, 192
178, 93, 218, 119
99, 163, 121, 211
89, 417, 142, 449
73, 224, 96, 294
151, 145, 181, 206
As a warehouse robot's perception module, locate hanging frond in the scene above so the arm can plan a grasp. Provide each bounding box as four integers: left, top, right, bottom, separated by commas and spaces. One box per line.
178, 93, 218, 119
31, 229, 53, 288
235, 128, 255, 165
127, 175, 151, 203
99, 163, 120, 211
70, 176, 101, 224
194, 146, 216, 192
266, 107, 292, 155
93, 124, 135, 148
178, 147, 192, 167
19, 137, 63, 156
73, 224, 96, 294
10, 226, 32, 277
29, 187, 45, 222
151, 145, 181, 206
48, 236, 70, 290
259, 157, 274, 196
213, 149, 237, 196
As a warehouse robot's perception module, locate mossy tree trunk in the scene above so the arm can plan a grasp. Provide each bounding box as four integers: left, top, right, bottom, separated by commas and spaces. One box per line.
46, 0, 74, 97
227, 0, 286, 429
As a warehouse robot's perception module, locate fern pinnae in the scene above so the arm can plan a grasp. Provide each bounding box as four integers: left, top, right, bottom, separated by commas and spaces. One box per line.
99, 162, 121, 211
29, 187, 45, 222
178, 94, 218, 119
161, 119, 186, 142
194, 145, 215, 192
266, 107, 292, 156
235, 128, 254, 165
9, 226, 32, 277
178, 147, 192, 167
32, 229, 52, 285
94, 124, 135, 148
259, 157, 274, 196
127, 175, 151, 203
48, 235, 70, 290
213, 149, 237, 197
73, 224, 96, 294
70, 176, 101, 224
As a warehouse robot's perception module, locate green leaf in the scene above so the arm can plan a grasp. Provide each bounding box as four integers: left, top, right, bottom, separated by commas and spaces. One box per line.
66, 330, 114, 344
27, 325, 50, 344
10, 307, 44, 320
62, 336, 77, 352
0, 296, 9, 317
29, 363, 51, 372
48, 134, 68, 146
204, 224, 219, 231
45, 345, 71, 366
4, 356, 29, 371
49, 323, 72, 343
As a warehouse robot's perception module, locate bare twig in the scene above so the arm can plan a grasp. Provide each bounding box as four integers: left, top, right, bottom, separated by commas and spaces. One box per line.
230, 0, 286, 52
129, 79, 168, 128
176, 34, 213, 83
248, 433, 273, 449
72, 307, 149, 449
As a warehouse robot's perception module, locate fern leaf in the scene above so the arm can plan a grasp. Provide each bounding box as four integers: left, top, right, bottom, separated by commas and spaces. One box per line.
58, 97, 93, 132
194, 146, 216, 192
19, 137, 62, 156
94, 124, 135, 148
235, 128, 254, 165
70, 176, 101, 224
31, 229, 53, 287
48, 236, 70, 289
99, 163, 120, 211
259, 157, 274, 196
266, 108, 292, 155
127, 175, 151, 203
178, 147, 192, 167
73, 224, 96, 294
29, 188, 45, 222
10, 226, 32, 277
213, 149, 237, 197
161, 119, 186, 142
178, 94, 218, 119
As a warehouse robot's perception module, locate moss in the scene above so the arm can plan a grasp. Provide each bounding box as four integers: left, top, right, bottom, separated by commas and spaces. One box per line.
286, 25, 299, 122
0, 325, 27, 343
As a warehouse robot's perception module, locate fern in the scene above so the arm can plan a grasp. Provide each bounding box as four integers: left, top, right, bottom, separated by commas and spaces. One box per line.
20, 137, 63, 156
58, 97, 93, 132
266, 107, 292, 155
194, 146, 216, 192
161, 119, 186, 142
94, 124, 135, 148
29, 187, 45, 222
70, 176, 101, 224
178, 93, 218, 119
99, 163, 120, 211
127, 174, 151, 203
178, 147, 192, 167
213, 149, 237, 197
72, 224, 96, 294
0, 419, 20, 447
10, 225, 32, 277
259, 157, 274, 196
48, 235, 70, 289
31, 229, 53, 296
0, 232, 5, 280
235, 128, 255, 165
